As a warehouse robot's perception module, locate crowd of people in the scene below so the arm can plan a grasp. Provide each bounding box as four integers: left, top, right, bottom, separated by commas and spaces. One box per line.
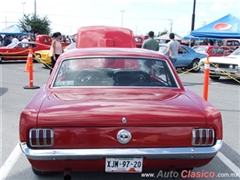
0, 34, 72, 47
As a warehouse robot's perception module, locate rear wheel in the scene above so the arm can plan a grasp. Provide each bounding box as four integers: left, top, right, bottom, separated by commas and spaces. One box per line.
189, 59, 200, 72
32, 166, 54, 176
34, 53, 41, 63
210, 76, 220, 81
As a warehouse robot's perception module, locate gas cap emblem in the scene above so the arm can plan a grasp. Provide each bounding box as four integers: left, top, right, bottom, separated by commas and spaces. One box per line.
117, 129, 132, 144
122, 117, 127, 123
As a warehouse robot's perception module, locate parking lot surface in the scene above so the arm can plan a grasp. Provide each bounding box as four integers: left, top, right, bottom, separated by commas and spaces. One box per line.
1, 62, 239, 180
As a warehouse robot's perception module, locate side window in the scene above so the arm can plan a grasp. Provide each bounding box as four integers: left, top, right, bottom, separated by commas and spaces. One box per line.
29, 43, 36, 48
234, 41, 240, 46
227, 41, 233, 46
179, 47, 188, 54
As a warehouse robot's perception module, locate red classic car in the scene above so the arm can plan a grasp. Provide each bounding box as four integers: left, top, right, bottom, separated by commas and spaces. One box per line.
19, 26, 223, 179
0, 41, 50, 62
134, 35, 148, 48
192, 45, 231, 57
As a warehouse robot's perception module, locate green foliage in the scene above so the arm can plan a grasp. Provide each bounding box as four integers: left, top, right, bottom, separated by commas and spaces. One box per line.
19, 14, 51, 34
157, 30, 168, 37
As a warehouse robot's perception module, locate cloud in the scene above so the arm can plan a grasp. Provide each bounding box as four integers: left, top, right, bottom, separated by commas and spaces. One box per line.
197, 11, 208, 17
210, 3, 233, 11
176, 15, 191, 25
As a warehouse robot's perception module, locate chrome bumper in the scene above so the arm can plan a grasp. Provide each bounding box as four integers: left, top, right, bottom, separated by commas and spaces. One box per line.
209, 68, 240, 76
20, 140, 222, 161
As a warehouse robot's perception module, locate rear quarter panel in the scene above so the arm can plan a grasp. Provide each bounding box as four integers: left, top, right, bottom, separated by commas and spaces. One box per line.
184, 88, 223, 140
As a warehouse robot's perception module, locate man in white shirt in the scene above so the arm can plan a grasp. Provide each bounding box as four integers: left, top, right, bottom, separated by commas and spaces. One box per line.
167, 33, 180, 69
11, 36, 19, 44
21, 36, 29, 48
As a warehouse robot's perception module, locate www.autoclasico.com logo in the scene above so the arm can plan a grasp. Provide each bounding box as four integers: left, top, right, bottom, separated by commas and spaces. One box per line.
214, 23, 232, 31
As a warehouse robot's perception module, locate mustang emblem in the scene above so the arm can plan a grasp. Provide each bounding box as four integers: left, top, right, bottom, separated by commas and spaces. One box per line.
117, 129, 132, 144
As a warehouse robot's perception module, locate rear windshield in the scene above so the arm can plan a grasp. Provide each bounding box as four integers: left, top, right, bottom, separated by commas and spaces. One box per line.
52, 58, 178, 88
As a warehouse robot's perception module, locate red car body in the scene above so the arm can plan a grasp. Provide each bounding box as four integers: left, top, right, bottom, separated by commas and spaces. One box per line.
0, 41, 50, 62
36, 35, 70, 49
193, 45, 231, 57
134, 35, 149, 48
19, 26, 223, 177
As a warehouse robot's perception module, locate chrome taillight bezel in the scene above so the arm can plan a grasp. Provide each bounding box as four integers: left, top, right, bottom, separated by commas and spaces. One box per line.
29, 128, 54, 147
192, 128, 215, 146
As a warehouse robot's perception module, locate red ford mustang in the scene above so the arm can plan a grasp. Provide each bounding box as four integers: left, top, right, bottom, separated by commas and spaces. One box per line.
0, 41, 50, 62
19, 26, 222, 179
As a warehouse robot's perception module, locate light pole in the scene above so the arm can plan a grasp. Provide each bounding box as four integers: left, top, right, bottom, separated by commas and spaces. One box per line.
191, 0, 196, 31
34, 0, 36, 15
22, 2, 26, 15
121, 10, 125, 27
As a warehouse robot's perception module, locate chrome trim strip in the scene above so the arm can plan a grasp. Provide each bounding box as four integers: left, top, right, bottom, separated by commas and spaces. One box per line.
36, 129, 39, 146
206, 129, 209, 145
43, 129, 47, 146
19, 140, 223, 161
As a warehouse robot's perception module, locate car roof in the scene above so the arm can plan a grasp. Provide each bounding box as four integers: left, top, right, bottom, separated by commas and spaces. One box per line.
60, 48, 169, 61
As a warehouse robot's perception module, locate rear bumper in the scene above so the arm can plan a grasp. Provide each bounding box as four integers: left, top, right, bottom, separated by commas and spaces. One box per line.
20, 140, 222, 161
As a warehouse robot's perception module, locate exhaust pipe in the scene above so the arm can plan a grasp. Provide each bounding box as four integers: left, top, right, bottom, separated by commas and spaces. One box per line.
63, 171, 71, 180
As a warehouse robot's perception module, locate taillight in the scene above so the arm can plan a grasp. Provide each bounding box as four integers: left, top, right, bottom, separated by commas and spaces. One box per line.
29, 128, 54, 147
192, 128, 215, 146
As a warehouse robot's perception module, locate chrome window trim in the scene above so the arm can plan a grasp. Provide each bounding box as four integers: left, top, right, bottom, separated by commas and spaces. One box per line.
20, 140, 222, 161
50, 56, 180, 89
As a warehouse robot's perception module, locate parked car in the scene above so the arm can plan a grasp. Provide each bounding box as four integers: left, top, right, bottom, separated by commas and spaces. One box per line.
221, 39, 240, 51
0, 41, 50, 62
192, 45, 231, 57
35, 34, 71, 49
159, 44, 207, 72
200, 47, 240, 80
134, 35, 148, 48
35, 42, 76, 67
19, 26, 222, 179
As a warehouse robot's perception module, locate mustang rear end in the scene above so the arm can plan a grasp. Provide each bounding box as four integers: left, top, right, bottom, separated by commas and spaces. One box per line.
19, 55, 222, 175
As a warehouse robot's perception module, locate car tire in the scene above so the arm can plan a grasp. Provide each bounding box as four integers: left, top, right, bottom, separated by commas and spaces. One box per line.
210, 76, 220, 81
32, 166, 54, 176
189, 59, 200, 72
34, 54, 41, 63
0, 55, 3, 63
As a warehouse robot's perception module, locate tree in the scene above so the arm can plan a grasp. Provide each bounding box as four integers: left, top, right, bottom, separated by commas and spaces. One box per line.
19, 14, 51, 34
157, 30, 168, 37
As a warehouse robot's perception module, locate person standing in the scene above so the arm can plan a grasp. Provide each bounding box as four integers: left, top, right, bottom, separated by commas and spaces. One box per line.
11, 35, 19, 43
49, 32, 63, 74
4, 35, 11, 46
142, 31, 159, 51
167, 33, 180, 69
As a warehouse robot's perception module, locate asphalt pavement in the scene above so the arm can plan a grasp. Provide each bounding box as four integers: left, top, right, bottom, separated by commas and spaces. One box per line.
0, 62, 239, 180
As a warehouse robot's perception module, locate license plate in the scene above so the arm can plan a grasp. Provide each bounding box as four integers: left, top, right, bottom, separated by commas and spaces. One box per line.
105, 157, 143, 173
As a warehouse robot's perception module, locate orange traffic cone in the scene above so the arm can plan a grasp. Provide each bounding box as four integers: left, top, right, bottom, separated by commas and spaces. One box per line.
24, 50, 32, 72
23, 46, 40, 89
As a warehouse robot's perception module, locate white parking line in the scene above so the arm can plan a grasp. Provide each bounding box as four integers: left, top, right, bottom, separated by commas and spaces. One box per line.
0, 144, 22, 180
217, 151, 240, 177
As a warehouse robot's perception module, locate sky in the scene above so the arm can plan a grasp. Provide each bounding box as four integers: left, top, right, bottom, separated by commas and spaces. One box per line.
0, 0, 240, 37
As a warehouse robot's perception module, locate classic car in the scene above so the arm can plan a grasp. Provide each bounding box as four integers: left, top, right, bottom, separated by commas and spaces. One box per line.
35, 42, 76, 67
200, 47, 240, 80
134, 35, 149, 48
159, 44, 207, 72
221, 38, 240, 51
192, 45, 231, 57
0, 41, 50, 62
35, 34, 71, 48
19, 26, 222, 179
